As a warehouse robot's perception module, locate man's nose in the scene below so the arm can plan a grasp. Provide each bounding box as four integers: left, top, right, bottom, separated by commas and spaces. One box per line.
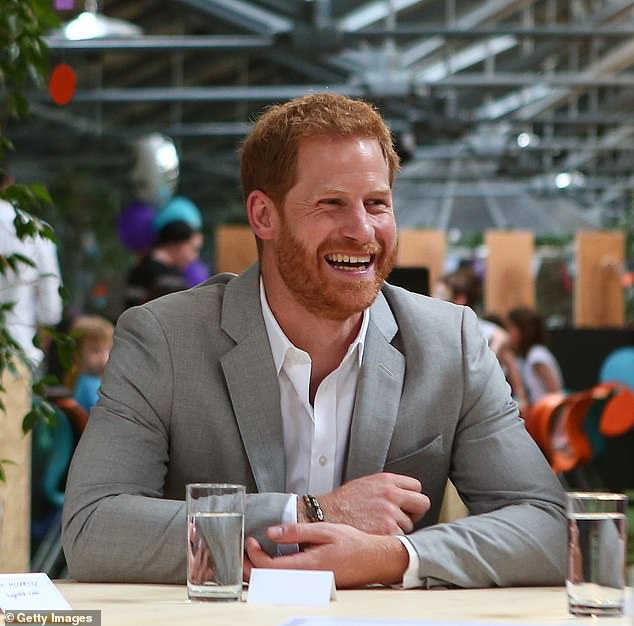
340, 202, 373, 242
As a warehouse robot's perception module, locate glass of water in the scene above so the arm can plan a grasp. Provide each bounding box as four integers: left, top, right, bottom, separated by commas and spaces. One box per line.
566, 491, 628, 616
186, 483, 245, 601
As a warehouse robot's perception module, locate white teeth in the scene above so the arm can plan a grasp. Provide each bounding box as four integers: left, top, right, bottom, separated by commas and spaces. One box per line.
325, 253, 371, 263
334, 265, 368, 272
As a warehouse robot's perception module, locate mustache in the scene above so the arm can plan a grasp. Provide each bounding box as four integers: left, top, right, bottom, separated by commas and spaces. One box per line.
319, 241, 383, 256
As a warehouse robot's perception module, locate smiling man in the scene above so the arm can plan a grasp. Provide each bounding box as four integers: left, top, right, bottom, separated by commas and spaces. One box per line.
62, 93, 566, 589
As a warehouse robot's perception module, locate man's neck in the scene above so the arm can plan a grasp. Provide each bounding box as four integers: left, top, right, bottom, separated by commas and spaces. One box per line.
261, 270, 365, 398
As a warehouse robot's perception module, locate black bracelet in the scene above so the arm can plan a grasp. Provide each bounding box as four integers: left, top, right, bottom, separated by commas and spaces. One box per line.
302, 494, 325, 522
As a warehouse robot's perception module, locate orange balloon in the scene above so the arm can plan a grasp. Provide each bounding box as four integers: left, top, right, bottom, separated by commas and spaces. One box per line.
49, 63, 77, 105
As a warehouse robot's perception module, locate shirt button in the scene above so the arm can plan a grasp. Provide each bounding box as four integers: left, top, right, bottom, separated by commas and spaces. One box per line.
319, 455, 327, 466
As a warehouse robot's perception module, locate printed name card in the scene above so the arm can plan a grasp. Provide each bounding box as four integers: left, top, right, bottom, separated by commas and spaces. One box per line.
0, 573, 71, 610
247, 569, 336, 606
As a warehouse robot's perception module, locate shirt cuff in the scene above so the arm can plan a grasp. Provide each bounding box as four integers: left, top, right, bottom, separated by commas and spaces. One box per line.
277, 495, 299, 556
393, 536, 422, 589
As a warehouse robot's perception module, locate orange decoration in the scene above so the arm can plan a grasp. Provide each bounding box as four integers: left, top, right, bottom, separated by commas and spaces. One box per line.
49, 63, 77, 105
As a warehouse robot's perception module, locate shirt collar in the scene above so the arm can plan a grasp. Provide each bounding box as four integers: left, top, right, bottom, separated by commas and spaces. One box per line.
259, 277, 368, 374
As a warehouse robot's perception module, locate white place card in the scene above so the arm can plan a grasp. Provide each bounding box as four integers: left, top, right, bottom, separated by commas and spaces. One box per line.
247, 569, 336, 606
0, 573, 71, 610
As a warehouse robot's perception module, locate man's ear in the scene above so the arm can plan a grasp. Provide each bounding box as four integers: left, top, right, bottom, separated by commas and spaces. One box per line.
246, 190, 279, 242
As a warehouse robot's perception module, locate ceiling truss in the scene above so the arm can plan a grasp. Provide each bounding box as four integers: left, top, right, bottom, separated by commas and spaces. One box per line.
9, 0, 634, 234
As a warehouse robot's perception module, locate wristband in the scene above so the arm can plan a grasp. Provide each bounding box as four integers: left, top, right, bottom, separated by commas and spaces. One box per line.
302, 494, 325, 522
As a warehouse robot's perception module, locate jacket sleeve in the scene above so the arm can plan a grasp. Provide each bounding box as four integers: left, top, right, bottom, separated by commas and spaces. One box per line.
61, 305, 289, 583
406, 306, 567, 588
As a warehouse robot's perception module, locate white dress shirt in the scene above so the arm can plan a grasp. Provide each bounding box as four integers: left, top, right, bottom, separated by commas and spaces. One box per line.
259, 279, 367, 496
0, 199, 63, 367
259, 279, 421, 587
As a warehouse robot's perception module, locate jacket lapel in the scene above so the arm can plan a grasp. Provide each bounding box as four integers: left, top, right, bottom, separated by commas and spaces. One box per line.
218, 268, 405, 489
219, 265, 287, 493
344, 291, 405, 481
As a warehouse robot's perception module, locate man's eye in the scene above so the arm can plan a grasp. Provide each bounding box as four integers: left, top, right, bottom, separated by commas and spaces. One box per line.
320, 198, 344, 206
366, 199, 390, 210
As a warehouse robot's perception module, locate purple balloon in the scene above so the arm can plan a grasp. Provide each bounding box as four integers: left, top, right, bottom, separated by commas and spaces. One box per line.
183, 260, 210, 287
117, 201, 157, 251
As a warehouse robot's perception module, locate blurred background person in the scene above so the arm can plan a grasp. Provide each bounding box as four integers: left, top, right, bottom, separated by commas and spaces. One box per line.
68, 315, 114, 413
0, 181, 63, 371
0, 171, 63, 572
507, 306, 564, 406
124, 219, 203, 308
433, 270, 529, 412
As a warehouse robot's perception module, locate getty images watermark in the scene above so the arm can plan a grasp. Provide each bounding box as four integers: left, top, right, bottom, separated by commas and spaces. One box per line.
3, 611, 101, 625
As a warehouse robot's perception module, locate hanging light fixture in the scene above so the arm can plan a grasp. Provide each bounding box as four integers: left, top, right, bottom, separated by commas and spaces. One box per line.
52, 0, 142, 40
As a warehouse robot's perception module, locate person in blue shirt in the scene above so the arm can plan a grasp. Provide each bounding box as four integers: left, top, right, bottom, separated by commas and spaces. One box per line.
70, 315, 114, 413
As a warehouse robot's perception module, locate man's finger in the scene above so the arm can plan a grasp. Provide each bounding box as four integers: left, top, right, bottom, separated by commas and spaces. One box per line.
400, 491, 431, 521
267, 522, 336, 546
389, 473, 422, 492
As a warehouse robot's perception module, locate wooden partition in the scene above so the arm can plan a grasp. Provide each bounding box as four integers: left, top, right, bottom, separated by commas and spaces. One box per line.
396, 229, 446, 289
575, 231, 625, 327
484, 230, 534, 315
215, 225, 257, 274
0, 363, 31, 572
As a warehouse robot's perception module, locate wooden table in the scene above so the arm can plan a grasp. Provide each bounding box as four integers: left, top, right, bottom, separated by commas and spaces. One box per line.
42, 583, 632, 626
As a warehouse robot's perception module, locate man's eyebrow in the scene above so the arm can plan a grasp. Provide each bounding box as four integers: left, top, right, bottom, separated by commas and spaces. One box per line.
317, 186, 391, 195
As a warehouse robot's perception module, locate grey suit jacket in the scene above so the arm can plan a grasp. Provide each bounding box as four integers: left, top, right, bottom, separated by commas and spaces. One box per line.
62, 264, 566, 586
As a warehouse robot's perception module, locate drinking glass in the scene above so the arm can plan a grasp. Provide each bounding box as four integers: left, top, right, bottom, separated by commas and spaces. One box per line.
566, 491, 628, 616
186, 483, 245, 601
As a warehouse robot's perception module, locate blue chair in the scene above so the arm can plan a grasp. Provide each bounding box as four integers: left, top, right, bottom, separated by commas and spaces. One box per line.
599, 346, 634, 391
31, 406, 75, 576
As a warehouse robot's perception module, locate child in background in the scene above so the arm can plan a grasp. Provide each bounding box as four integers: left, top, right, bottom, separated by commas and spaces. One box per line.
433, 271, 530, 413
69, 315, 114, 413
507, 306, 564, 405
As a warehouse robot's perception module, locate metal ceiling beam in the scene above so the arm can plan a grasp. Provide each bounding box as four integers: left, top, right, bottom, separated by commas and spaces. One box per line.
170, 0, 350, 86
423, 73, 634, 87
476, 3, 634, 121
36, 84, 363, 103
44, 34, 274, 52
512, 38, 634, 121
414, 36, 516, 82
25, 74, 634, 108
404, 0, 536, 69
43, 27, 634, 54
8, 121, 253, 139
344, 25, 634, 38
560, 126, 634, 171
337, 0, 428, 31
176, 0, 292, 34
25, 73, 634, 107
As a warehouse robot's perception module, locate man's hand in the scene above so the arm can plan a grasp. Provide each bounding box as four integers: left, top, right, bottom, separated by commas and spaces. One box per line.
244, 523, 410, 588
314, 472, 430, 535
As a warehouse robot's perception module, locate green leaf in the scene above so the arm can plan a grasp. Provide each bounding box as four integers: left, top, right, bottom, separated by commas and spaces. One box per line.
13, 214, 36, 239
32, 333, 42, 350
9, 91, 29, 119
32, 373, 58, 396
39, 373, 58, 387
30, 183, 52, 204
10, 252, 35, 269
58, 284, 70, 303
22, 409, 38, 434
0, 458, 15, 484
39, 222, 57, 243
